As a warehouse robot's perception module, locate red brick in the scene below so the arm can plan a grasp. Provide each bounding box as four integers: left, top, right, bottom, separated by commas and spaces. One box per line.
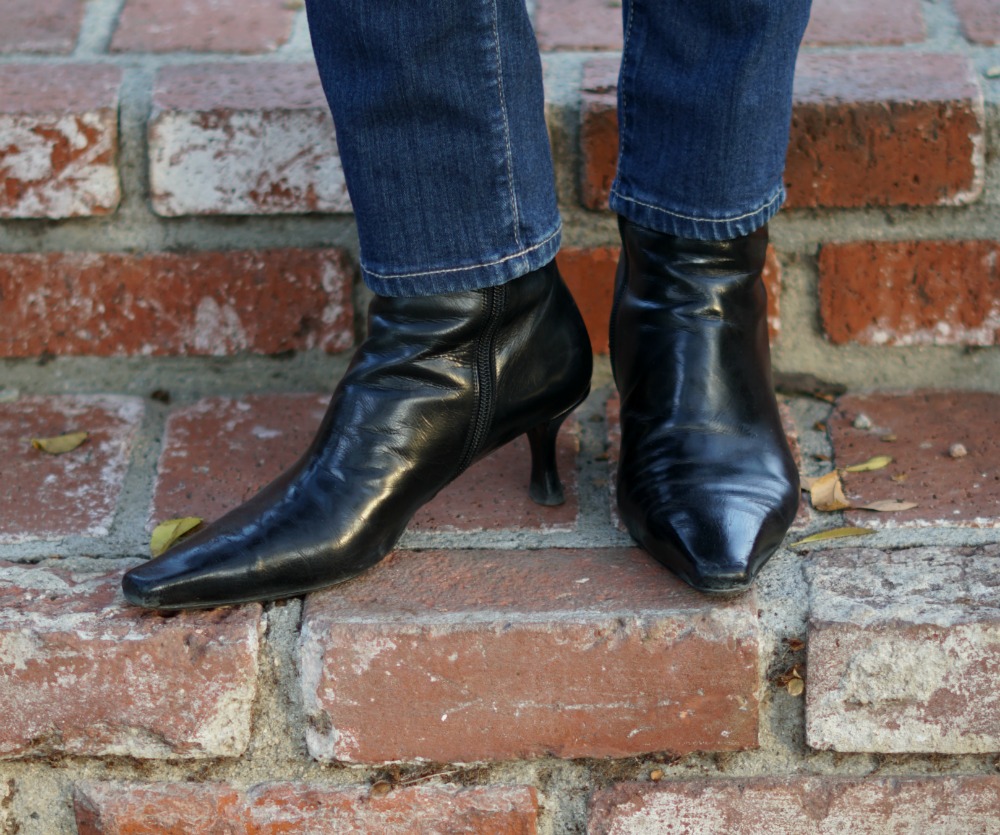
605, 394, 806, 533
149, 63, 347, 216
580, 53, 985, 211
818, 240, 1000, 346
534, 0, 623, 51
111, 0, 296, 53
75, 782, 539, 834
805, 546, 1000, 753
0, 396, 142, 544
786, 53, 984, 208
0, 249, 353, 358
954, 0, 1000, 45
829, 391, 1000, 529
300, 548, 759, 763
589, 776, 1000, 834
154, 395, 580, 534
557, 246, 781, 352
0, 64, 122, 218
803, 0, 925, 45
0, 561, 261, 759
0, 0, 85, 54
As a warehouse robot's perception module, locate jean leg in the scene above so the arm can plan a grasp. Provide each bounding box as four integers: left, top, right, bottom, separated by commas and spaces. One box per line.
611, 0, 812, 240
305, 0, 560, 296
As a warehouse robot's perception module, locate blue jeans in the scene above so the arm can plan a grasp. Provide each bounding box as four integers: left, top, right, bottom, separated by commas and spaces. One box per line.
305, 0, 812, 297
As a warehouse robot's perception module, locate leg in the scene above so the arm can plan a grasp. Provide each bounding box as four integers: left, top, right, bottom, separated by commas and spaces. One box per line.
122, 1, 592, 609
610, 0, 812, 593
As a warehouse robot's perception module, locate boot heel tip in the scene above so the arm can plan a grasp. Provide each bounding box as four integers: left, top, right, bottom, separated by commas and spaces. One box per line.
529, 483, 565, 507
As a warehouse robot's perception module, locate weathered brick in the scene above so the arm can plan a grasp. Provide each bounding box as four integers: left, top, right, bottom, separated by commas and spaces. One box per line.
153, 395, 580, 534
805, 546, 1000, 753
786, 53, 984, 208
112, 0, 296, 53
535, 0, 622, 51
300, 548, 759, 763
0, 395, 142, 544
605, 395, 806, 533
580, 53, 985, 211
0, 0, 85, 54
149, 64, 348, 216
803, 0, 925, 45
0, 249, 353, 358
0, 64, 122, 218
830, 391, 1000, 529
74, 782, 539, 834
0, 561, 261, 759
818, 240, 1000, 347
589, 776, 1000, 834
557, 246, 781, 352
954, 0, 1000, 45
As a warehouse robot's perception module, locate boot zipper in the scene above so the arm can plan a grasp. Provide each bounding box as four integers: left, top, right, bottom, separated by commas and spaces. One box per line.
457, 284, 506, 473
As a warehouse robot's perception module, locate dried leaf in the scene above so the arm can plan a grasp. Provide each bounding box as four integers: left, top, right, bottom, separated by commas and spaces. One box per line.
789, 527, 874, 547
787, 678, 805, 697
150, 517, 203, 557
843, 455, 893, 473
810, 470, 850, 512
369, 781, 393, 797
891, 473, 909, 483
800, 474, 819, 491
785, 638, 805, 652
649, 769, 664, 782
856, 500, 919, 512
31, 431, 88, 454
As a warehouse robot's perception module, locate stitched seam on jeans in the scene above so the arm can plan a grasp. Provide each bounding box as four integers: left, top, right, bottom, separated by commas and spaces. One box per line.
490, 0, 524, 252
362, 225, 561, 281
610, 187, 783, 224
617, 0, 636, 190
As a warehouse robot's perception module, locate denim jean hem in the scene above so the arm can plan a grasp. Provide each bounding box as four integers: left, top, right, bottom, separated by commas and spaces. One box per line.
609, 183, 785, 241
361, 223, 562, 297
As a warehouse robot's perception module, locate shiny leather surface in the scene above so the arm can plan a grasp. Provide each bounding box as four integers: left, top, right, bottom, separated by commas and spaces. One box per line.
123, 262, 592, 609
611, 217, 799, 593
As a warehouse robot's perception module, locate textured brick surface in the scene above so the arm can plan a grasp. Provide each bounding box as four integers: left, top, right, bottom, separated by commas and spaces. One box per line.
0, 396, 142, 544
819, 241, 1000, 347
580, 53, 985, 211
954, 0, 1000, 45
605, 395, 806, 533
149, 64, 347, 216
0, 562, 261, 759
535, 0, 622, 51
589, 776, 1000, 834
0, 0, 85, 53
112, 0, 296, 53
0, 64, 122, 218
0, 249, 354, 358
300, 548, 759, 763
805, 546, 1000, 753
830, 391, 1000, 529
803, 0, 925, 45
786, 53, 984, 208
75, 782, 538, 834
153, 395, 580, 534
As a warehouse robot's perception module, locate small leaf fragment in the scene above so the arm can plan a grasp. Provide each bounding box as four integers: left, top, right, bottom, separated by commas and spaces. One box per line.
150, 517, 203, 557
649, 769, 664, 782
800, 474, 819, 491
789, 527, 874, 547
891, 473, 909, 483
31, 431, 89, 454
785, 637, 805, 652
810, 470, 850, 512
369, 781, 393, 797
787, 678, 805, 697
843, 455, 893, 473
856, 500, 919, 512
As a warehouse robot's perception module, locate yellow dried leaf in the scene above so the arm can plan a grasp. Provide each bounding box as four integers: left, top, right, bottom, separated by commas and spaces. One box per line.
31, 431, 88, 454
843, 455, 893, 473
800, 474, 819, 491
150, 517, 203, 557
787, 678, 805, 697
649, 769, 664, 782
856, 500, 919, 512
789, 527, 874, 547
810, 470, 850, 512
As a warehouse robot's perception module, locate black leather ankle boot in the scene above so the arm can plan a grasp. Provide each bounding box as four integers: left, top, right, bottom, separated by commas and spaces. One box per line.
611, 217, 798, 594
123, 261, 592, 609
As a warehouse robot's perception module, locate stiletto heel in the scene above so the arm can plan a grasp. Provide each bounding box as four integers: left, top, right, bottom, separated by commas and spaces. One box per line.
527, 387, 589, 507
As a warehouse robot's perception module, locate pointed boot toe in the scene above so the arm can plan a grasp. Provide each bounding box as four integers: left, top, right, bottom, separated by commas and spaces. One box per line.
611, 217, 799, 594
